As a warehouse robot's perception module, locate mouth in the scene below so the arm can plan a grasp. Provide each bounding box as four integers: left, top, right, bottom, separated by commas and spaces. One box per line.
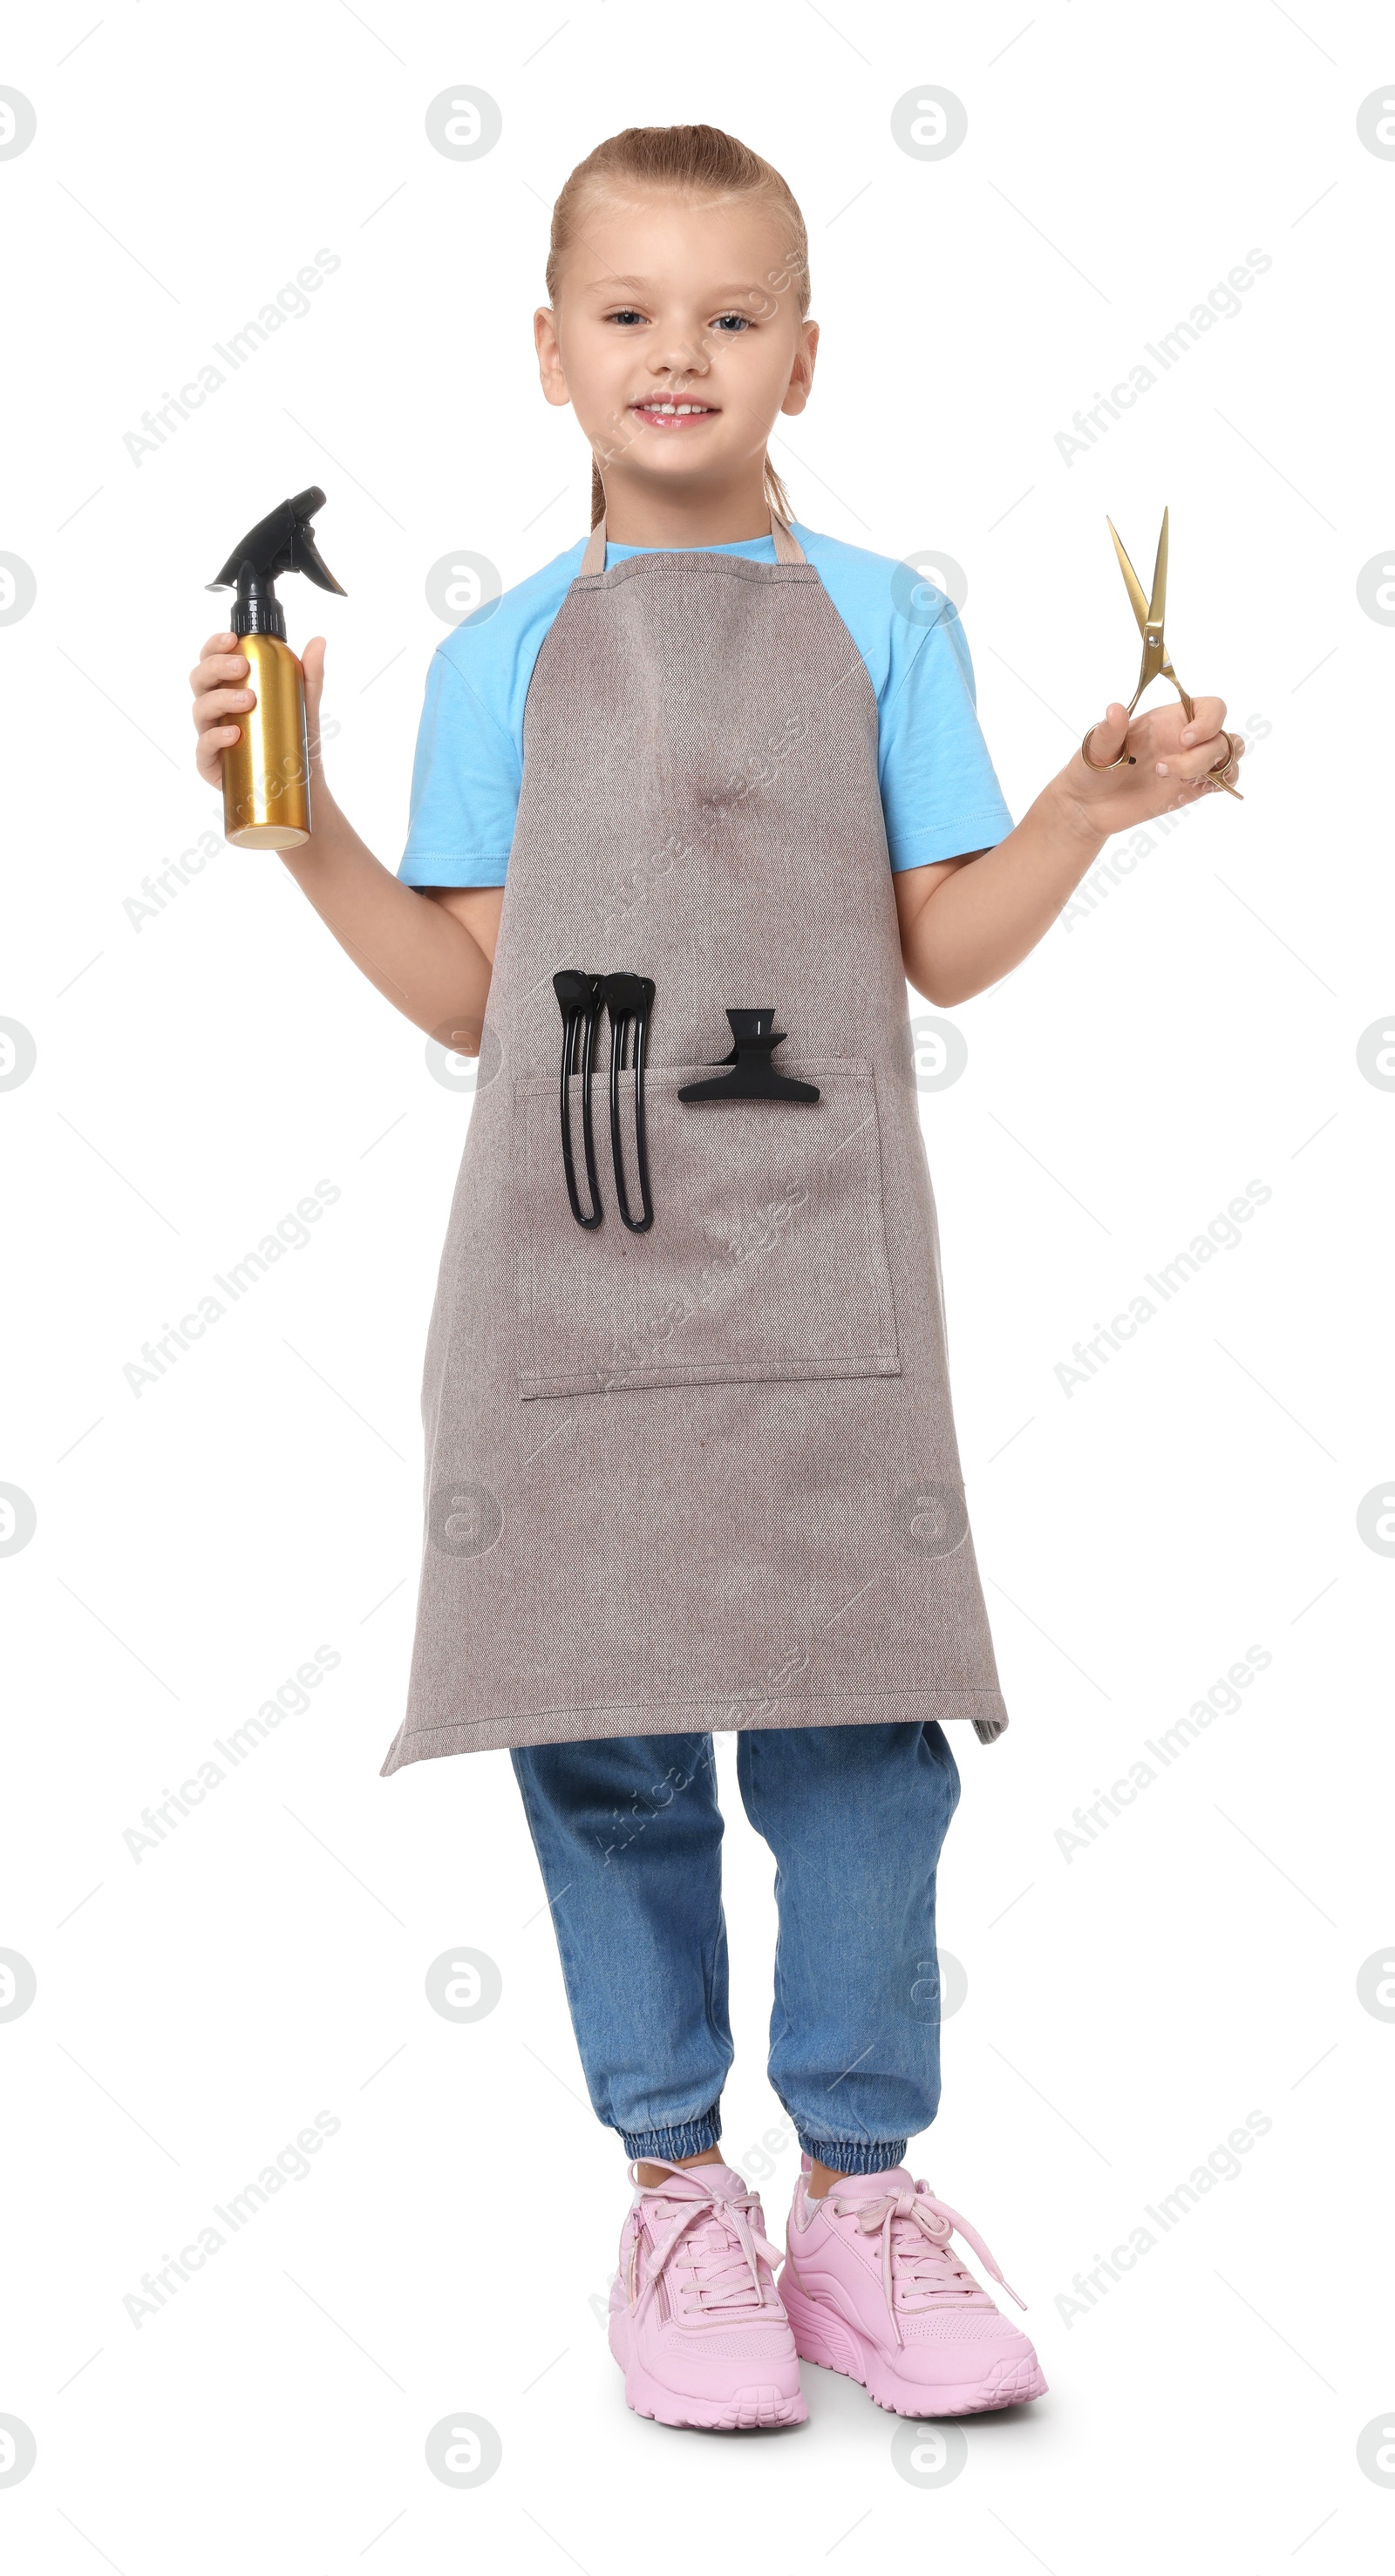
629, 398, 719, 432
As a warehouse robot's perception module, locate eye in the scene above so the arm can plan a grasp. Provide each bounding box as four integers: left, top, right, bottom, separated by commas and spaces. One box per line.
712, 312, 752, 332
608, 308, 647, 327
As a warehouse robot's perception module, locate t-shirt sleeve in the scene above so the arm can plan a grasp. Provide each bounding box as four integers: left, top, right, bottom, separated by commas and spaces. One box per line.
879, 602, 1014, 872
397, 648, 521, 889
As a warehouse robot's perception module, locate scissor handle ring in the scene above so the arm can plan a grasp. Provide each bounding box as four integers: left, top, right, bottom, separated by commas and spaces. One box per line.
1205, 731, 1245, 799
1080, 722, 1134, 772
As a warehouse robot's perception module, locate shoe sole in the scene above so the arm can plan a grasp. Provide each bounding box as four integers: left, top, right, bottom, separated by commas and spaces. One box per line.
781, 2275, 1046, 2417
609, 2307, 807, 2430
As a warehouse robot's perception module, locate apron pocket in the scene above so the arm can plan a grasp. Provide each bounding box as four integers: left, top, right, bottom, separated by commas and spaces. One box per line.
516, 1057, 901, 1399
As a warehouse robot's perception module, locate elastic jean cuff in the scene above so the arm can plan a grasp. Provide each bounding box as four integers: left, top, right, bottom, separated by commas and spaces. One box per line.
619, 2109, 723, 2164
794, 2136, 908, 2174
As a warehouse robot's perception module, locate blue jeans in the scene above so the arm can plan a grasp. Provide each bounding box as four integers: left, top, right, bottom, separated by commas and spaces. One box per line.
510, 1723, 961, 2172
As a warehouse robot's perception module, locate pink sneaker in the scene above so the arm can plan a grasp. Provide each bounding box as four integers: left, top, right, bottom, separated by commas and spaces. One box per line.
608, 2159, 807, 2430
779, 2159, 1047, 2416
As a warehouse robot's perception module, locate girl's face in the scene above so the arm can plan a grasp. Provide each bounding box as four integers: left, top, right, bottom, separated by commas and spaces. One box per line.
536, 187, 818, 507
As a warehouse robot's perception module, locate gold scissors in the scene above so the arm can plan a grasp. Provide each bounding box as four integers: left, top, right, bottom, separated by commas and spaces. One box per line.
1081, 508, 1242, 800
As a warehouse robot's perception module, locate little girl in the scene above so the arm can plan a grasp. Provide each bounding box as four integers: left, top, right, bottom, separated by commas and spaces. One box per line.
190, 123, 1243, 2433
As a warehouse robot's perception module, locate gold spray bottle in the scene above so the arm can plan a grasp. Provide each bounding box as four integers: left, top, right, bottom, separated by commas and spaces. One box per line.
207, 486, 346, 849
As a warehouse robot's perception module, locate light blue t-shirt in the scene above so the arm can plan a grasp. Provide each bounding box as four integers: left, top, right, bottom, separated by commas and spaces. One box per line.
398, 521, 1012, 887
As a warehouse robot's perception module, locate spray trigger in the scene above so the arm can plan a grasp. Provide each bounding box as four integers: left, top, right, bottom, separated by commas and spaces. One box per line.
206, 487, 345, 640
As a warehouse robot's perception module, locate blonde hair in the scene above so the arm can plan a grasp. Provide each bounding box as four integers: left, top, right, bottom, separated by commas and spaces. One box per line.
544, 123, 811, 530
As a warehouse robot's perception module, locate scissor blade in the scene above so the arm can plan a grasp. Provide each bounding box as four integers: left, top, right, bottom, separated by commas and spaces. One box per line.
1148, 506, 1169, 630
1106, 516, 1150, 639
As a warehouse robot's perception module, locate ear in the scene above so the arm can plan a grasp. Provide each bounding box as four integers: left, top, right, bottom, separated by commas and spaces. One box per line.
534, 306, 572, 410
779, 318, 819, 418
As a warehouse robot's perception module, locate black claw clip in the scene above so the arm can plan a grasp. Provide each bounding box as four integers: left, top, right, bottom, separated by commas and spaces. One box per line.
601, 973, 656, 1232
553, 970, 605, 1228
678, 1009, 820, 1105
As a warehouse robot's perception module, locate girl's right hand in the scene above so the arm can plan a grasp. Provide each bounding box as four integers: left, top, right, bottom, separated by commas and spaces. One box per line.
188, 631, 329, 790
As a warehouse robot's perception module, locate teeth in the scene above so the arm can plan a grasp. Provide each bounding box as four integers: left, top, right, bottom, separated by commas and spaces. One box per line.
638, 402, 710, 416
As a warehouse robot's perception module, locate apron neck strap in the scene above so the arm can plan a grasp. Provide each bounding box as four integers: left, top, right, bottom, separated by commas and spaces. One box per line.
579, 506, 805, 577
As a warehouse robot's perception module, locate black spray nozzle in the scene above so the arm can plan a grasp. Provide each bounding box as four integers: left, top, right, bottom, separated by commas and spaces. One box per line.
207, 486, 346, 638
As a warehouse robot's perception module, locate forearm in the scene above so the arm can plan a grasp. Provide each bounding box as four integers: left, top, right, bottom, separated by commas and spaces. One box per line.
899, 686, 1248, 1006
899, 773, 1106, 1007
277, 784, 494, 1044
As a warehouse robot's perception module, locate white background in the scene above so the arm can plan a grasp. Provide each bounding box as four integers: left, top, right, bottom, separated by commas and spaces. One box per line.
3, 1, 1392, 2567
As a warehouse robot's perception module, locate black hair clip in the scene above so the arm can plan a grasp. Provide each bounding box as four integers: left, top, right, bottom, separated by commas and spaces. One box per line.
678, 1008, 820, 1104
553, 970, 605, 1228
601, 973, 656, 1232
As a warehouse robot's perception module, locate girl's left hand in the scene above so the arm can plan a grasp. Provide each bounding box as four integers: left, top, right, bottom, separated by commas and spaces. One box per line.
1068, 697, 1244, 835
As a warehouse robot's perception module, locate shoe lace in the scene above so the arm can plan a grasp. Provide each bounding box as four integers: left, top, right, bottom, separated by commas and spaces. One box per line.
628, 2161, 784, 2328
828, 2179, 1026, 2348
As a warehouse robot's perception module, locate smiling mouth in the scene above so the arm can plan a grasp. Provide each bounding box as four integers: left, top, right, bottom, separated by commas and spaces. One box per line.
629, 398, 718, 430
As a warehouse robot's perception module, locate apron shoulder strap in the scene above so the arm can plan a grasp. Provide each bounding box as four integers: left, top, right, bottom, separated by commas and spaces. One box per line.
578, 506, 806, 578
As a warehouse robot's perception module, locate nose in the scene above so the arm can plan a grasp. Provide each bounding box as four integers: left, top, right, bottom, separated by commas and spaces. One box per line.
651, 336, 711, 384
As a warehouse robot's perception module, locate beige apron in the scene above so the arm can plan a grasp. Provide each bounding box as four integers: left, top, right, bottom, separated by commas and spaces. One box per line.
380, 513, 1007, 1773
